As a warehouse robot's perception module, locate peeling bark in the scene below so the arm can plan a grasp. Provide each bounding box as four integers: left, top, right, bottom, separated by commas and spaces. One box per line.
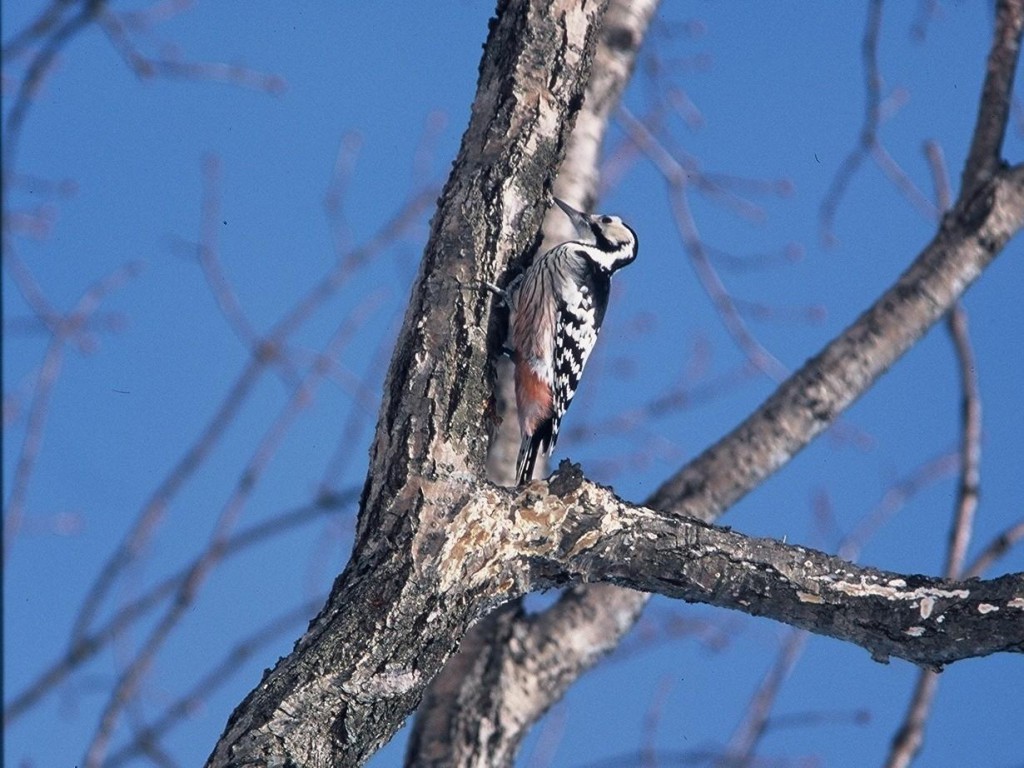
496, 465, 1024, 668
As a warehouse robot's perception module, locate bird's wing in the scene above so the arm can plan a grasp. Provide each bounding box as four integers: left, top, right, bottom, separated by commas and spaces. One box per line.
549, 289, 599, 449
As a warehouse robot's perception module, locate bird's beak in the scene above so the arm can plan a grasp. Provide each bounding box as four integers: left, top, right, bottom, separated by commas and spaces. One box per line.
553, 197, 592, 238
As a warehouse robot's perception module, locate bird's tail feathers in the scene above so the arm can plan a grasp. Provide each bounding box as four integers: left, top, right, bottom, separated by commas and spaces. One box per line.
516, 420, 553, 486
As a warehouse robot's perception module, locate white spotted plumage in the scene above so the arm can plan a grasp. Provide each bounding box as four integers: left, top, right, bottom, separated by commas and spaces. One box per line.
500, 198, 638, 485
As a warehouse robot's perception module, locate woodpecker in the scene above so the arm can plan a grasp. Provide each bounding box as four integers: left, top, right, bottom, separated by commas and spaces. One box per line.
497, 197, 638, 485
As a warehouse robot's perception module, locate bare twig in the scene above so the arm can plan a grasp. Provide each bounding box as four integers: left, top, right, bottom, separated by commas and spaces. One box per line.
616, 106, 788, 381
923, 140, 953, 212
960, 0, 1024, 196
611, 609, 740, 663
4, 310, 125, 336
104, 598, 324, 768
562, 361, 757, 447
1, 3, 101, 362
196, 154, 260, 348
117, 0, 194, 33
640, 676, 675, 768
716, 441, 966, 767
324, 131, 363, 257
965, 518, 1024, 578
837, 451, 960, 562
270, 186, 438, 342
579, 747, 802, 768
666, 185, 788, 381
649, 150, 1024, 524
82, 317, 366, 768
819, 0, 884, 245
2, 0, 98, 176
3, 260, 142, 562
4, 492, 352, 725
95, 6, 286, 94
316, 307, 399, 497
910, 0, 942, 41
942, 305, 982, 578
871, 142, 940, 222
2, 0, 78, 63
727, 297, 827, 327
70, 188, 432, 643
713, 487, 821, 767
820, 5, 940, 234
2, 241, 104, 351
413, 111, 448, 188
884, 103, 987, 767
768, 708, 870, 732
701, 242, 805, 275
885, 671, 941, 768
136, 740, 180, 768
70, 358, 265, 641
2, 232, 57, 315
718, 630, 809, 768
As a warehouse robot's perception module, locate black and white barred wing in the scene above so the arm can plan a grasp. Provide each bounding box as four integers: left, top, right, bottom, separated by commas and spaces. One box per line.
549, 285, 600, 449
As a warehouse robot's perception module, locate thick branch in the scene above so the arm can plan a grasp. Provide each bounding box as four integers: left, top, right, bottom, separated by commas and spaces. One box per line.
649, 162, 1024, 519
409, 2, 660, 764
407, 583, 646, 767
463, 465, 1024, 668
206, 2, 607, 765
960, 0, 1024, 196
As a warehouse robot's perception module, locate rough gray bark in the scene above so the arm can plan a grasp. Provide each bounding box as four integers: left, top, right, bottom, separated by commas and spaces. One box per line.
206, 0, 608, 764
409, 2, 659, 765
443, 463, 1024, 667
208, 1, 1024, 765
961, 0, 1022, 197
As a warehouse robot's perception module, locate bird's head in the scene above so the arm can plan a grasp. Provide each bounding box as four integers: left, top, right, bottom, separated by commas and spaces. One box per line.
554, 197, 638, 273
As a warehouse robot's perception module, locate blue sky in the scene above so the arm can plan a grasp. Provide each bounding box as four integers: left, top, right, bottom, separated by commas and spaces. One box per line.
4, 2, 1023, 767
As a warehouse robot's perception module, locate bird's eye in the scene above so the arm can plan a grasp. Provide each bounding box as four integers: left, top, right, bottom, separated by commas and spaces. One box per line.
601, 216, 613, 224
